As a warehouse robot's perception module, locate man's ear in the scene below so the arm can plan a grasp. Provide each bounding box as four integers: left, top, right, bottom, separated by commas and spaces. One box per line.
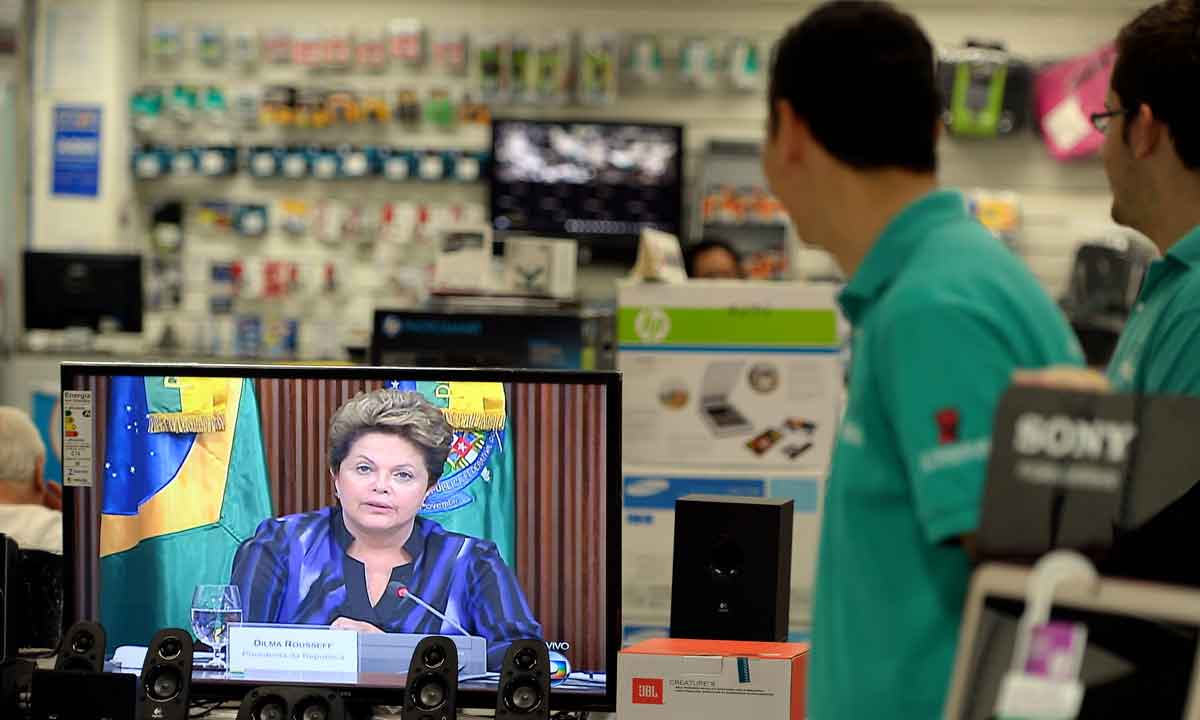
773, 99, 810, 167
1129, 103, 1163, 160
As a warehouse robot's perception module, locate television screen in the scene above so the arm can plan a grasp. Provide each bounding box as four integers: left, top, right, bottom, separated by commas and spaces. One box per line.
61, 363, 619, 711
490, 118, 683, 244
24, 251, 144, 332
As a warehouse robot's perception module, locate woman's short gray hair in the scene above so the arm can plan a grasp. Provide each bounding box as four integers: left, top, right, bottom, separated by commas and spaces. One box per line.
0, 407, 45, 485
328, 390, 453, 487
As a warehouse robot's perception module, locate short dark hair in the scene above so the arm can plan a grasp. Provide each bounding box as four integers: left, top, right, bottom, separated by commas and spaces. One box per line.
328, 390, 452, 488
685, 238, 741, 277
1112, 0, 1200, 169
768, 0, 939, 173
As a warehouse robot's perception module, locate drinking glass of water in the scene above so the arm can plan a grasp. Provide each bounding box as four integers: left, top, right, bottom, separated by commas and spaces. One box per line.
191, 584, 243, 670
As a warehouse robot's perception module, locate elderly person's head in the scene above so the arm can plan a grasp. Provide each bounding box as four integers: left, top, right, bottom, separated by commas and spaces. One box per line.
327, 390, 453, 536
0, 406, 50, 505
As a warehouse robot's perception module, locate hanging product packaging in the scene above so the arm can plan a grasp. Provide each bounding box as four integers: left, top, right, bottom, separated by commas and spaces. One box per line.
432, 31, 469, 75
197, 25, 226, 66
357, 33, 389, 73
131, 86, 164, 134
938, 41, 1034, 138
234, 204, 270, 238
169, 84, 199, 127
380, 147, 415, 181
202, 86, 228, 127
1034, 43, 1116, 162
728, 37, 763, 91
680, 37, 720, 91
324, 31, 354, 72
511, 34, 535, 104
148, 24, 183, 64
477, 32, 510, 103
282, 146, 310, 179
628, 34, 664, 87
389, 18, 425, 66
247, 146, 283, 178
278, 199, 312, 237
580, 32, 619, 104
536, 32, 572, 104
262, 28, 293, 64
231, 29, 260, 70
424, 88, 457, 130
393, 88, 422, 125
232, 87, 260, 130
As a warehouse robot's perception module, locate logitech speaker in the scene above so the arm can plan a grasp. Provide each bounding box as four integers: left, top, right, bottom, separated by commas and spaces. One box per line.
401, 635, 458, 720
669, 494, 794, 642
136, 628, 192, 720
495, 640, 550, 720
0, 535, 20, 662
235, 685, 345, 720
55, 620, 106, 672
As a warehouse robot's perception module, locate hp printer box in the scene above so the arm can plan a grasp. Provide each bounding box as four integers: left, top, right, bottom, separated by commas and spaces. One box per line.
618, 638, 808, 720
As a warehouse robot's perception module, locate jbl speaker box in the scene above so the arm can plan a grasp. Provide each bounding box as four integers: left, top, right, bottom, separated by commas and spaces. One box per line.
979, 386, 1200, 587
618, 638, 808, 720
669, 495, 793, 642
938, 42, 1034, 138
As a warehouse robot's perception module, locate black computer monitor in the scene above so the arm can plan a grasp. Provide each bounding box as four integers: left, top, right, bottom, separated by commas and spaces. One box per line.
369, 307, 615, 370
61, 363, 620, 712
23, 251, 143, 332
490, 118, 684, 261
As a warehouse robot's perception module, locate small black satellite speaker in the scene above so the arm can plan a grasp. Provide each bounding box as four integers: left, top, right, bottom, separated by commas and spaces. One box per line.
136, 628, 193, 720
55, 620, 106, 672
669, 495, 794, 642
495, 640, 550, 720
401, 635, 459, 720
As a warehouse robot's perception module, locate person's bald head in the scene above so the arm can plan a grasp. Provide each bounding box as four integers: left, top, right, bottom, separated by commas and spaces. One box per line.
0, 406, 46, 503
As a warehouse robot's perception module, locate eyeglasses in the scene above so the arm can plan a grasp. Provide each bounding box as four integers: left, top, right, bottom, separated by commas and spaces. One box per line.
1090, 108, 1135, 132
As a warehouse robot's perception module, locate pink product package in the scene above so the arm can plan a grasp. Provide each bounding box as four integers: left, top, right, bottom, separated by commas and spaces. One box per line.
1034, 43, 1116, 162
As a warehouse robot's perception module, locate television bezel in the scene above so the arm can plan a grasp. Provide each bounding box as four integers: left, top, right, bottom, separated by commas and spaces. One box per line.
60, 361, 622, 712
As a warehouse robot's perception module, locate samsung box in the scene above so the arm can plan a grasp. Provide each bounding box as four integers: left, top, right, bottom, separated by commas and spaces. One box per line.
618, 638, 808, 720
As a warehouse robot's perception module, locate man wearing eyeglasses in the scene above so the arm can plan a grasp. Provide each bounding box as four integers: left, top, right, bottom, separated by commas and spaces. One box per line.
1018, 0, 1200, 397
761, 2, 1084, 717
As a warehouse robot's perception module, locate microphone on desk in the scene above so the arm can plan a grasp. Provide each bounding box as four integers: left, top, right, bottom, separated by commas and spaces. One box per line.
389, 582, 472, 637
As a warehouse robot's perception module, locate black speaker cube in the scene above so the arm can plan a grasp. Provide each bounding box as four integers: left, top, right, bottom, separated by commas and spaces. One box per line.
0, 535, 19, 662
137, 628, 193, 720
235, 685, 345, 720
495, 640, 550, 720
669, 494, 794, 642
402, 635, 459, 720
55, 620, 106, 672
32, 668, 137, 720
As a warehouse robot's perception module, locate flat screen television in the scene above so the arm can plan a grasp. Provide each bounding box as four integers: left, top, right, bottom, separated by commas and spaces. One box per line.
60, 362, 620, 712
24, 251, 144, 332
490, 118, 684, 261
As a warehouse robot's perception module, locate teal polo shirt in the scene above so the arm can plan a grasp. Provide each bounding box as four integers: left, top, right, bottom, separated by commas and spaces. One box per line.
1108, 225, 1200, 395
808, 189, 1084, 719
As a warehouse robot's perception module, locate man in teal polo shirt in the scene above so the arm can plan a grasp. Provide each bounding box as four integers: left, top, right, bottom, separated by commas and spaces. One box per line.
761, 3, 1084, 717
1018, 0, 1200, 397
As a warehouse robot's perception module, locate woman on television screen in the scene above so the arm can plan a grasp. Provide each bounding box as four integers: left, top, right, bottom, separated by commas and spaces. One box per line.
230, 388, 542, 671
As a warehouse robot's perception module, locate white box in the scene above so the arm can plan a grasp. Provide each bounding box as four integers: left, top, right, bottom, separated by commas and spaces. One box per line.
504, 235, 578, 299
618, 638, 808, 720
618, 281, 844, 473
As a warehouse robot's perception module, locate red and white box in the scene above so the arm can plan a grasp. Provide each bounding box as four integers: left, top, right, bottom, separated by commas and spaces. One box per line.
618, 638, 808, 720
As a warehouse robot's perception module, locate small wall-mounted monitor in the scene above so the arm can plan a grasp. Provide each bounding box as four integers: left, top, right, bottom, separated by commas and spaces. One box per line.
23, 251, 143, 332
490, 118, 684, 262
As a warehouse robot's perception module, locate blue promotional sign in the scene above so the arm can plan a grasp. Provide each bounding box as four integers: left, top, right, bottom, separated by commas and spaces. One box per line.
52, 104, 101, 197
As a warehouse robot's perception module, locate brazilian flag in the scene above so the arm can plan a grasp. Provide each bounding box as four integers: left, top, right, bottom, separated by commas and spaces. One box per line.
99, 376, 273, 650
391, 380, 516, 565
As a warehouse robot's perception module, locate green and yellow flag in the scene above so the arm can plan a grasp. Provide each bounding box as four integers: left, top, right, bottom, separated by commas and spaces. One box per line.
100, 376, 273, 650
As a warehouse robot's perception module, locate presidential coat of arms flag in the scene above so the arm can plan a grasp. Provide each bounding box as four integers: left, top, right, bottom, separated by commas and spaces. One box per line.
390, 380, 516, 565
99, 376, 274, 650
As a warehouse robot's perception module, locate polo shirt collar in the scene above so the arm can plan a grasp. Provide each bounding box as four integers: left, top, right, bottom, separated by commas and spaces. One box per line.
837, 188, 967, 325
1167, 225, 1200, 267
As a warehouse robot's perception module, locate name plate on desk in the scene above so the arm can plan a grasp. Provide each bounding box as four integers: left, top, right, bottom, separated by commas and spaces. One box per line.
228, 623, 359, 674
